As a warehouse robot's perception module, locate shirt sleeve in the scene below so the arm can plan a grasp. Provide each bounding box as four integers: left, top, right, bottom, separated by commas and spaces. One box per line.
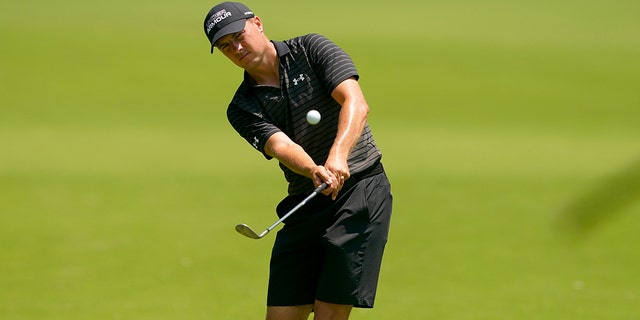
227, 103, 281, 159
303, 33, 360, 93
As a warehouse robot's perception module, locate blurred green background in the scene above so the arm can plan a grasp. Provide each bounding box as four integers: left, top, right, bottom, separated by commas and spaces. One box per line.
1, 0, 639, 319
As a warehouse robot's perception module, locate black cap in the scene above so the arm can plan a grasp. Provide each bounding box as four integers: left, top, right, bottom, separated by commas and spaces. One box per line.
203, 2, 255, 53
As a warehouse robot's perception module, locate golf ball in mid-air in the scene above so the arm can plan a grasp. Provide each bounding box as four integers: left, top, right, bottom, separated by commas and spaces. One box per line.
306, 110, 321, 125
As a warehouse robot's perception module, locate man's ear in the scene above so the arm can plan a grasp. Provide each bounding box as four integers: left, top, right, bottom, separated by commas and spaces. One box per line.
253, 16, 264, 32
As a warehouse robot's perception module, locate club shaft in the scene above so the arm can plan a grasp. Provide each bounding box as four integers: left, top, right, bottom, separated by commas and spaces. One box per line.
264, 182, 328, 233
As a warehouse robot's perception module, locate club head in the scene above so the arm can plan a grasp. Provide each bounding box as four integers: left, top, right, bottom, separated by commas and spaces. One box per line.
235, 224, 266, 239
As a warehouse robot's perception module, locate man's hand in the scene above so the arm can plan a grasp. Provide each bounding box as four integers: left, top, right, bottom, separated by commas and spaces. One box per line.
324, 157, 350, 200
311, 165, 339, 198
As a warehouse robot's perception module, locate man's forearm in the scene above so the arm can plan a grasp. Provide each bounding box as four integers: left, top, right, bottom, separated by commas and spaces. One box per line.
264, 132, 317, 179
328, 99, 368, 163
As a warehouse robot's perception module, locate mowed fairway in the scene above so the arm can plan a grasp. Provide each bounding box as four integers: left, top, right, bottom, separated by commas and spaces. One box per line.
1, 0, 639, 319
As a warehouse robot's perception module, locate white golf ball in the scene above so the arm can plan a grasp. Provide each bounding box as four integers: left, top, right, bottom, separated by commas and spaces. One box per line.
306, 110, 321, 125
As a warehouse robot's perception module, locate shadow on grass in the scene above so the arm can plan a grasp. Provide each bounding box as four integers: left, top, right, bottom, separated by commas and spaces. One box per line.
558, 155, 640, 238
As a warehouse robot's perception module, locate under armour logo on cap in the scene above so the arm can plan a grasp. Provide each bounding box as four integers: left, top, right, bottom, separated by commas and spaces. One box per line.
203, 2, 255, 53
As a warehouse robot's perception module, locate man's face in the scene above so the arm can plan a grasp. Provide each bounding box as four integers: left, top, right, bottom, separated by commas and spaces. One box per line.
214, 17, 266, 69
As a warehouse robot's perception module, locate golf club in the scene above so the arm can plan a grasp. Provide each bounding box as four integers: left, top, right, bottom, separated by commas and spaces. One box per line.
235, 182, 328, 239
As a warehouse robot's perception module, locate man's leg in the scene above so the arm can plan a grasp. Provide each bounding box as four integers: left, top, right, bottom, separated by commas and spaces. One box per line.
265, 302, 352, 320
266, 305, 313, 320
313, 301, 352, 320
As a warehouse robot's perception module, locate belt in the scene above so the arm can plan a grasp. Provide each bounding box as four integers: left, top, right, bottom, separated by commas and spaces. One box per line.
343, 160, 384, 190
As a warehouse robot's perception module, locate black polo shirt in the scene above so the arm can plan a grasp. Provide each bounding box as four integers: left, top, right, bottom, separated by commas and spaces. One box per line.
227, 33, 382, 195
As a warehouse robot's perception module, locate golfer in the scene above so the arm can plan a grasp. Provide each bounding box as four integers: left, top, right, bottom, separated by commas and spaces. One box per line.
203, 2, 393, 319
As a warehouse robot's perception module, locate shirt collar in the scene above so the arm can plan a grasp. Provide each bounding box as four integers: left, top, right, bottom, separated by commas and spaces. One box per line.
272, 40, 290, 57
241, 40, 290, 87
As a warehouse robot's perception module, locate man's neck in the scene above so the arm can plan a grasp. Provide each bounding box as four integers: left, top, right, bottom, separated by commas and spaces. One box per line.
247, 42, 280, 87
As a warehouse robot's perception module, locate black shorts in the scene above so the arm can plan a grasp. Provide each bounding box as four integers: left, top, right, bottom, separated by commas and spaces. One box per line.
267, 171, 392, 308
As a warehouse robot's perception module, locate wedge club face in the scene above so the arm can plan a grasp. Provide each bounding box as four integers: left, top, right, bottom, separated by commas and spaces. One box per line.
235, 223, 267, 239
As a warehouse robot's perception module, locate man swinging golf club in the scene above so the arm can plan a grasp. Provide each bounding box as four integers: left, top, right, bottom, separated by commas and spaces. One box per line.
203, 2, 393, 319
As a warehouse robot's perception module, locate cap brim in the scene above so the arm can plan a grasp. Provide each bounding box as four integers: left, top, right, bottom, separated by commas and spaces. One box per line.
210, 19, 248, 54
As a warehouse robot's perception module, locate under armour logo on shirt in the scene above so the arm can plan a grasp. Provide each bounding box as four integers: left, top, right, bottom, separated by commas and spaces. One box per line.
292, 74, 306, 86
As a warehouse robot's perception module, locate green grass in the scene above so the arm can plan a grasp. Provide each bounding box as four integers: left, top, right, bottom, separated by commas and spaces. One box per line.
2, 0, 640, 319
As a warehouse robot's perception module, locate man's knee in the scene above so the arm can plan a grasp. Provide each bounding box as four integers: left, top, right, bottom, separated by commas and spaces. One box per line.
312, 300, 352, 320
266, 305, 313, 320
